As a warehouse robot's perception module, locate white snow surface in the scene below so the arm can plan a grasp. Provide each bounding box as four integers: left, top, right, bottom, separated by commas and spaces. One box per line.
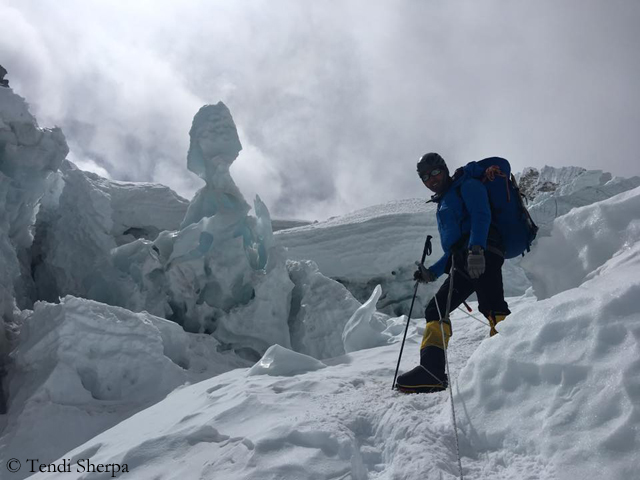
9, 186, 640, 480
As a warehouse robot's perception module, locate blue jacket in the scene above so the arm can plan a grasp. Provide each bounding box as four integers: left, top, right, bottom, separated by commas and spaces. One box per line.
429, 174, 492, 277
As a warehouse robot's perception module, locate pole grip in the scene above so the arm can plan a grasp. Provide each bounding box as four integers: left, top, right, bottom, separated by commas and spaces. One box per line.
420, 235, 433, 265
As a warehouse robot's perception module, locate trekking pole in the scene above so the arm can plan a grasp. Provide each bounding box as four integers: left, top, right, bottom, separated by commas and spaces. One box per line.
391, 235, 432, 390
435, 259, 464, 480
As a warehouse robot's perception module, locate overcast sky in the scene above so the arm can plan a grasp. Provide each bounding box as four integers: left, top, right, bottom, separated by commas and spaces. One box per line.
2, 0, 639, 220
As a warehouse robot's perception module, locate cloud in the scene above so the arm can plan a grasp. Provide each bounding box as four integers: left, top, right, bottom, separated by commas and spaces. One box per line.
1, 0, 639, 220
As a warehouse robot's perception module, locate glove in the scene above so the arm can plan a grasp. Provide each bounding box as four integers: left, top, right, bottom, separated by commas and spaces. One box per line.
467, 246, 485, 279
413, 263, 437, 283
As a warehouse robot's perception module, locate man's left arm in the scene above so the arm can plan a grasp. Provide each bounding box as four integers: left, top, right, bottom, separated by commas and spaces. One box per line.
460, 178, 491, 250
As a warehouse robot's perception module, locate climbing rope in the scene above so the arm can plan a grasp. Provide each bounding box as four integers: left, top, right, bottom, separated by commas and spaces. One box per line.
435, 264, 464, 480
456, 306, 490, 327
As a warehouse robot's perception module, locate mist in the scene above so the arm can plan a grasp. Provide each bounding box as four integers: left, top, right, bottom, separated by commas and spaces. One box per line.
1, 0, 639, 220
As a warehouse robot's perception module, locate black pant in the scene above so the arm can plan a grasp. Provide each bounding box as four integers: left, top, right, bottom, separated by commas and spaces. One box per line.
420, 250, 510, 370
425, 250, 510, 323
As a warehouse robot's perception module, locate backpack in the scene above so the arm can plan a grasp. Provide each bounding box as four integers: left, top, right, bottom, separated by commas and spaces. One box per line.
460, 157, 538, 259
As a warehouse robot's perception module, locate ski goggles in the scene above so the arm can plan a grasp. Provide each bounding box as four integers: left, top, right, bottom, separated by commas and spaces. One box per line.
420, 168, 442, 183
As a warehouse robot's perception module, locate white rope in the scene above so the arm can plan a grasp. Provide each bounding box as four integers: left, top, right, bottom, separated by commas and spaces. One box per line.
435, 294, 464, 480
456, 306, 490, 327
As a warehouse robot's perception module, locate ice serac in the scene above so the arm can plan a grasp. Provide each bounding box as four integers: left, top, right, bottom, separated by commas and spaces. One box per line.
28, 101, 294, 359
128, 102, 294, 359
23, 98, 347, 363
287, 259, 364, 359
181, 102, 248, 229
0, 87, 68, 359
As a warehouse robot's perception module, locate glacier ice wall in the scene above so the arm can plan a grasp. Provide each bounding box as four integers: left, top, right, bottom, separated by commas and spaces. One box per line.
30, 160, 189, 304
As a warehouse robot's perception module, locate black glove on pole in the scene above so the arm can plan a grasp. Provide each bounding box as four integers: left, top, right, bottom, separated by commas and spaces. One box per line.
392, 235, 432, 390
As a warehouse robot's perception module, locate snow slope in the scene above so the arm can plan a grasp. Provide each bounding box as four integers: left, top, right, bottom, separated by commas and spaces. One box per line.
20, 187, 640, 480
1, 296, 249, 473
458, 186, 640, 480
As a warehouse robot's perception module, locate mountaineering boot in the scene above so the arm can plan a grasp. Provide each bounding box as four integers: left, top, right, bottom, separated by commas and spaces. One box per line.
396, 319, 450, 393
395, 365, 448, 393
488, 315, 498, 336
487, 313, 508, 337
